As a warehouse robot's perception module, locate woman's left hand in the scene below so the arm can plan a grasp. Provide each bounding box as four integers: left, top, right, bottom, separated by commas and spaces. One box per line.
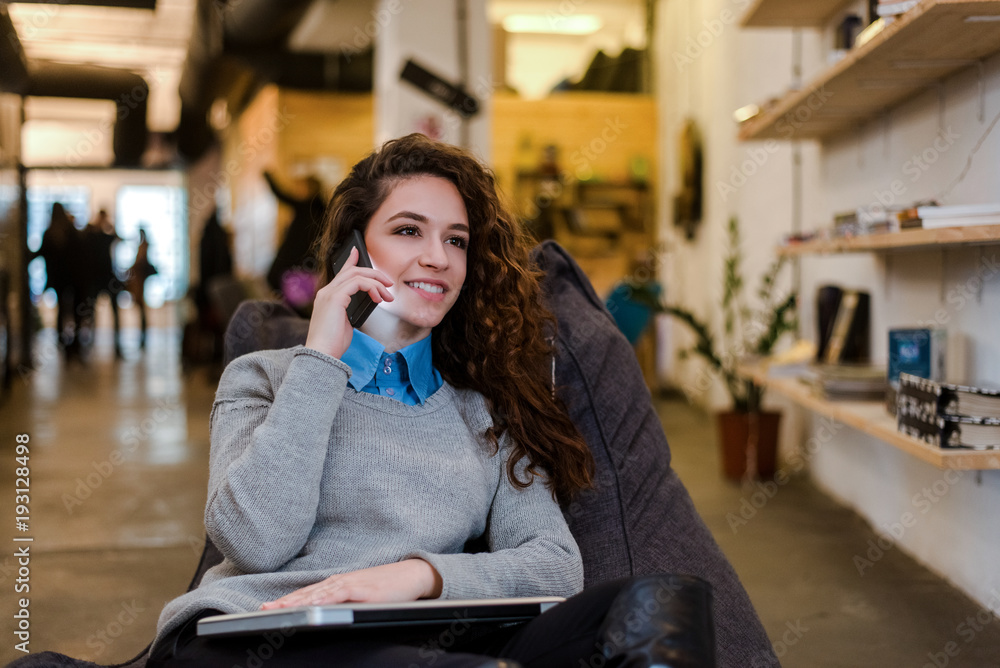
260, 559, 443, 609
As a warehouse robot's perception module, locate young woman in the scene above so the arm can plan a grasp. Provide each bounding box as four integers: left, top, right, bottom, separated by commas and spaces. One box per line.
148, 134, 710, 668
127, 228, 157, 349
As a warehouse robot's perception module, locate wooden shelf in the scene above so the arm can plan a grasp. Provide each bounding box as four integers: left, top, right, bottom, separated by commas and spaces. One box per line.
740, 365, 1000, 470
778, 224, 1000, 255
741, 0, 855, 27
739, 0, 1000, 141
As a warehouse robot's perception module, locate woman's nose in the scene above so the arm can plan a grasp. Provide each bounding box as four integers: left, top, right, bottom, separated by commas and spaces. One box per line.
419, 239, 449, 268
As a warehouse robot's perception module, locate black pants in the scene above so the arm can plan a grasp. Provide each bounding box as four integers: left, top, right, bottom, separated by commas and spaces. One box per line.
149, 577, 635, 668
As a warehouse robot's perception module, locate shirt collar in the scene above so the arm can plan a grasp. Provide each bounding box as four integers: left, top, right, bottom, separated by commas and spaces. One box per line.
342, 330, 439, 404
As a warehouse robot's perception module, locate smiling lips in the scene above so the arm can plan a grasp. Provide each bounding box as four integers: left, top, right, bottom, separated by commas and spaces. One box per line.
406, 281, 447, 300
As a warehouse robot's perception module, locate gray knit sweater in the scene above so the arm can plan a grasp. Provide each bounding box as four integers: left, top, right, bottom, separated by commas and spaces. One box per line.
154, 346, 583, 645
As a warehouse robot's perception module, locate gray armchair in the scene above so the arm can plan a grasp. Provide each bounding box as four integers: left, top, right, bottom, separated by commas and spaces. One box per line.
9, 241, 775, 668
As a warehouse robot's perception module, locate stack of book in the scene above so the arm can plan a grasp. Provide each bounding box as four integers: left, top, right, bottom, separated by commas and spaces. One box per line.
807, 364, 887, 401
832, 210, 864, 237
914, 203, 1000, 229
894, 208, 923, 230
897, 373, 1000, 450
889, 203, 1000, 229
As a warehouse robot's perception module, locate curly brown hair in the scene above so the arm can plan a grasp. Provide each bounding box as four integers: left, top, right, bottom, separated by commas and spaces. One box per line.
316, 133, 593, 504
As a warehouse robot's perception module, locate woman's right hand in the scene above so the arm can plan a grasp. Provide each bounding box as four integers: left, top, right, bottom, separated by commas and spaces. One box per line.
305, 247, 394, 359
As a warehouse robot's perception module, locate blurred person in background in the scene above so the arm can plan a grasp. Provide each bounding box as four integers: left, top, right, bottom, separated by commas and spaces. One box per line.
82, 207, 123, 358
127, 227, 157, 350
264, 170, 325, 315
34, 202, 85, 361
195, 211, 234, 363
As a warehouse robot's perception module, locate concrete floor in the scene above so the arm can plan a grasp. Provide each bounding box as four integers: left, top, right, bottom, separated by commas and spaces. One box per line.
1, 327, 999, 667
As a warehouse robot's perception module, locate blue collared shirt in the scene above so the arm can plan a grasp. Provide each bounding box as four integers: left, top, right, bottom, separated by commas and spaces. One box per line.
341, 330, 443, 405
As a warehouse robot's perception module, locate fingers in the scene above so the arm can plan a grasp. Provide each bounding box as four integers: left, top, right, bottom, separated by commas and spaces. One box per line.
259, 562, 427, 610
324, 262, 395, 305
261, 576, 360, 609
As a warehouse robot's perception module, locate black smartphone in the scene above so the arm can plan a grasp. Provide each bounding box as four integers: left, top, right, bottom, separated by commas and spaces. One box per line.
331, 228, 378, 328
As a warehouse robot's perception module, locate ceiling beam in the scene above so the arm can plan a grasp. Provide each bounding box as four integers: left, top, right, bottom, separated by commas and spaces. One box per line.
10, 0, 156, 9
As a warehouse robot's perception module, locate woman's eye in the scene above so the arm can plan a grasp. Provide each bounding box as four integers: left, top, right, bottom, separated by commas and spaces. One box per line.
396, 226, 419, 236
448, 236, 469, 249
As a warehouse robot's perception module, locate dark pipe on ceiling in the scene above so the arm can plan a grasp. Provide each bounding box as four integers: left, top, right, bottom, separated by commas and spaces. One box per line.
28, 62, 149, 167
0, 5, 30, 94
11, 0, 157, 8
219, 0, 316, 48
1, 4, 150, 166
176, 0, 369, 162
228, 47, 373, 92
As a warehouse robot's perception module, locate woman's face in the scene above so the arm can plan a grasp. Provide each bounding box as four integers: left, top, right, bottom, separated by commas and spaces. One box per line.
361, 175, 469, 343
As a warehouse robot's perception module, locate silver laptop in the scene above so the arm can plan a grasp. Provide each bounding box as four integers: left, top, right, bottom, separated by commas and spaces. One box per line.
197, 597, 565, 637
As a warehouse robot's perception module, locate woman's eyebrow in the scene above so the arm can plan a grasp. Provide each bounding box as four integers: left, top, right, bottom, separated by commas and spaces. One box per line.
386, 211, 469, 234
386, 211, 427, 223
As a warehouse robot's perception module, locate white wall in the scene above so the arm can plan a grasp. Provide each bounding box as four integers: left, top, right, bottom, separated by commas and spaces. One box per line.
655, 0, 818, 410
656, 0, 1000, 611
374, 0, 492, 157
805, 51, 1000, 613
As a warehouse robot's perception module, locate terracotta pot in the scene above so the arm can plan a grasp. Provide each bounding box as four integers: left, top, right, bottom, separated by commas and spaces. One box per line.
716, 411, 781, 481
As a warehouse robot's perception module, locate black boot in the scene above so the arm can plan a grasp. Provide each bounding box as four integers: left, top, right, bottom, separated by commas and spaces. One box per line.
596, 574, 716, 668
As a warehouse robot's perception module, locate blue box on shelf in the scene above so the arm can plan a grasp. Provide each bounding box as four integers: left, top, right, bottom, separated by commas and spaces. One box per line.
888, 328, 947, 387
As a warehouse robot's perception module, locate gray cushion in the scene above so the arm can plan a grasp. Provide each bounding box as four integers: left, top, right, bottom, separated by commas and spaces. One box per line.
532, 240, 776, 667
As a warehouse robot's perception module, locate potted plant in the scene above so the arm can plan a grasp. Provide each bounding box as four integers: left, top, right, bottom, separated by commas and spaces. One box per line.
632, 217, 798, 480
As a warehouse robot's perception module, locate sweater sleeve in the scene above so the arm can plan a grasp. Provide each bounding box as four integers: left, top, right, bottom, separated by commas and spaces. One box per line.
205, 347, 351, 574
407, 440, 584, 600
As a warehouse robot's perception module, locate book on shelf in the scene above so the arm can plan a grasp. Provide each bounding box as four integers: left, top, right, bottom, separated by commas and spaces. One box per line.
855, 17, 885, 46
896, 212, 922, 229
897, 373, 1000, 449
805, 364, 887, 401
898, 373, 1000, 419
914, 203, 1000, 229
898, 413, 1000, 450
819, 288, 870, 365
888, 328, 946, 386
876, 0, 921, 17
887, 328, 946, 415
919, 215, 1000, 229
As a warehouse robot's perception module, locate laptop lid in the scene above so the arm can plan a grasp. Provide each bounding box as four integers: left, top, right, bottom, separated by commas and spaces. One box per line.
196, 597, 565, 637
